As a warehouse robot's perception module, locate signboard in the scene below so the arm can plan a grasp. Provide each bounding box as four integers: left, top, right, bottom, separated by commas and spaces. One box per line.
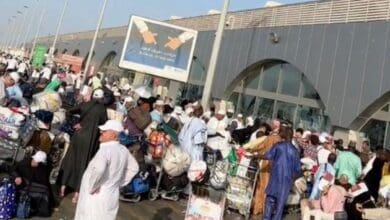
32, 45, 47, 67
119, 16, 198, 83
54, 54, 83, 73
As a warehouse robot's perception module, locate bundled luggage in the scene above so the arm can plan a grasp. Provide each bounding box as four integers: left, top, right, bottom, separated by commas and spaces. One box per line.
162, 146, 191, 177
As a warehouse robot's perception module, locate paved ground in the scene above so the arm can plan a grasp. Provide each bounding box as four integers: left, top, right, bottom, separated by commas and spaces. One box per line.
29, 194, 300, 220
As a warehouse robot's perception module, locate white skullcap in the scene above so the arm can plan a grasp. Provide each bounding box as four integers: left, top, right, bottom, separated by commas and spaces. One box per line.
174, 106, 183, 114
122, 83, 132, 91
124, 96, 134, 104
155, 100, 164, 106
237, 113, 243, 118
246, 116, 254, 126
217, 110, 226, 115
93, 89, 104, 99
9, 72, 20, 83
32, 151, 47, 163
114, 91, 121, 97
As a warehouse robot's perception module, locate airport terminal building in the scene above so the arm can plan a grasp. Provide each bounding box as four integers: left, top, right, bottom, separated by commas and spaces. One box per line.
33, 0, 390, 148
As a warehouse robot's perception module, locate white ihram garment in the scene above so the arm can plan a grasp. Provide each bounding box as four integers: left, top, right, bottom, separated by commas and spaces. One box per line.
75, 141, 139, 220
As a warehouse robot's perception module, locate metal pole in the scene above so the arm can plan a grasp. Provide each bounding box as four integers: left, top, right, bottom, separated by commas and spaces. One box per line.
15, 6, 29, 49
1, 19, 12, 50
5, 18, 15, 51
30, 0, 46, 60
50, 0, 69, 57
22, 0, 40, 50
9, 15, 21, 50
201, 0, 230, 108
82, 0, 109, 85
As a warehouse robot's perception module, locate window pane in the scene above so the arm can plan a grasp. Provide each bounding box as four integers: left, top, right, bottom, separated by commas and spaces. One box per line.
295, 106, 330, 132
385, 122, 390, 150
240, 94, 256, 116
260, 64, 280, 92
280, 64, 301, 96
275, 101, 296, 124
361, 119, 387, 150
178, 84, 204, 103
190, 59, 206, 82
381, 104, 389, 112
229, 92, 239, 106
257, 98, 274, 121
244, 72, 260, 90
302, 76, 319, 99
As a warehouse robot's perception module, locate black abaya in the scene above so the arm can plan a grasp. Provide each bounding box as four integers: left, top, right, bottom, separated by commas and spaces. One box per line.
59, 100, 107, 191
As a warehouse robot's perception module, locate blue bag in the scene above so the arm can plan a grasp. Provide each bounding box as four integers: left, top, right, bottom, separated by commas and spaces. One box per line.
122, 174, 150, 194
131, 177, 150, 194
0, 178, 16, 220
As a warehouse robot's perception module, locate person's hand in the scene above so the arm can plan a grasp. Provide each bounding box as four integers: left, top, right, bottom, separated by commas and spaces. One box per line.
73, 123, 82, 131
356, 203, 364, 213
141, 31, 157, 44
15, 177, 22, 185
164, 37, 183, 50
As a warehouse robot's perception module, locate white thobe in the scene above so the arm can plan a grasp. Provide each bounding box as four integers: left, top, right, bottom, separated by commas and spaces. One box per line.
75, 141, 139, 220
179, 117, 207, 161
207, 117, 231, 158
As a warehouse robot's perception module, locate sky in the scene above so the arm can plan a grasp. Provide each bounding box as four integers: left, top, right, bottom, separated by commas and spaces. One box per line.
0, 0, 311, 44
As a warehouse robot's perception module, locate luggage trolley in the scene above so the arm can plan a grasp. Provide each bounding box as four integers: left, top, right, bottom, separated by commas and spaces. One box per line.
225, 156, 259, 220
147, 153, 185, 202
184, 147, 226, 220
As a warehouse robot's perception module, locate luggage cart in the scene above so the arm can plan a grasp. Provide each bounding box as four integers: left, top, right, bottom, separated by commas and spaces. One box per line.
147, 159, 183, 202
225, 156, 259, 220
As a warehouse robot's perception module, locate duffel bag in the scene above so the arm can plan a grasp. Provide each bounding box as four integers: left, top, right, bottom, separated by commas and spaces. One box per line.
0, 178, 16, 219
162, 146, 191, 177
131, 176, 150, 194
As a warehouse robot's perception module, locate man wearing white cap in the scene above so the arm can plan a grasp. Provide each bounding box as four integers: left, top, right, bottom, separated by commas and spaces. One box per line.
75, 120, 138, 220
0, 72, 20, 106
206, 109, 231, 158
150, 99, 164, 123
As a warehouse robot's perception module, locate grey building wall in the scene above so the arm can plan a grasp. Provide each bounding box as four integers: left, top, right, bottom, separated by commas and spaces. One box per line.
36, 21, 390, 130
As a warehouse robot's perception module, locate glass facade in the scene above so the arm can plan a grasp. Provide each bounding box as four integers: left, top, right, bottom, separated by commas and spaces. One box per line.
361, 119, 387, 149
229, 61, 330, 132
360, 102, 390, 150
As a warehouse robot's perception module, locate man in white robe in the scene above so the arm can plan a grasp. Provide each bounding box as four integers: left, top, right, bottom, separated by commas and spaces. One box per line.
207, 110, 231, 158
75, 120, 139, 220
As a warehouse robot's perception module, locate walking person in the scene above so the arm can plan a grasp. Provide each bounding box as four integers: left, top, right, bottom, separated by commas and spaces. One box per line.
257, 126, 302, 220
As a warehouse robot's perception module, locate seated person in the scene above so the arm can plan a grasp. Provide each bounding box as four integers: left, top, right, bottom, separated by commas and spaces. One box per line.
344, 182, 376, 220
301, 174, 347, 220
310, 153, 337, 200
12, 151, 54, 217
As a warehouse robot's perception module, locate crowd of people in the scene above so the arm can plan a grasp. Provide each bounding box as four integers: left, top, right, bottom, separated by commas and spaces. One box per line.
0, 51, 389, 220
